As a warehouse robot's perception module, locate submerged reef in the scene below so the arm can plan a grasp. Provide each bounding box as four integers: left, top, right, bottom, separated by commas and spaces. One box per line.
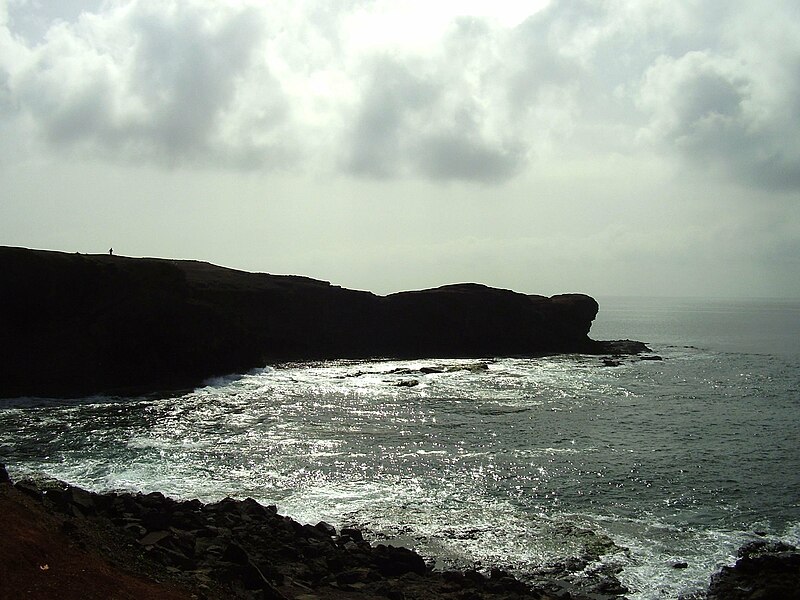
0, 246, 647, 398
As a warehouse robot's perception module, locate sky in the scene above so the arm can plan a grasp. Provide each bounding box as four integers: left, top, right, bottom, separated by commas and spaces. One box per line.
1, 0, 799, 298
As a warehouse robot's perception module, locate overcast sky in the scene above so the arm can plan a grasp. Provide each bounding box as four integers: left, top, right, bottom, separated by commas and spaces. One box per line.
2, 0, 799, 298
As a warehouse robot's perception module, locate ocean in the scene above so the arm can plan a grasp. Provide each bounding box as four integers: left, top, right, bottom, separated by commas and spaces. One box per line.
1, 296, 799, 598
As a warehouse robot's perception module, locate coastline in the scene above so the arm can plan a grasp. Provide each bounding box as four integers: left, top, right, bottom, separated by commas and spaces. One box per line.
0, 246, 648, 399
3, 466, 798, 600
0, 465, 590, 600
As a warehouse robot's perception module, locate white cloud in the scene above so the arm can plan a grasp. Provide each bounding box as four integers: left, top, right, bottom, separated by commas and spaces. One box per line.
1, 0, 800, 191
633, 3, 800, 191
5, 1, 292, 168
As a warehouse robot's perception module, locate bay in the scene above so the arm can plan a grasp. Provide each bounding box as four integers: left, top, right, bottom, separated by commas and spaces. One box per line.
1, 296, 799, 598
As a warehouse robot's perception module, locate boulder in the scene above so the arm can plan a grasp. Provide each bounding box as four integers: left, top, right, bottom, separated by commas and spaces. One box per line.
706, 542, 800, 600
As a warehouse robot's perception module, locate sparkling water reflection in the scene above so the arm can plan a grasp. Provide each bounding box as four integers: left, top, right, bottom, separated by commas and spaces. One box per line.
2, 298, 800, 599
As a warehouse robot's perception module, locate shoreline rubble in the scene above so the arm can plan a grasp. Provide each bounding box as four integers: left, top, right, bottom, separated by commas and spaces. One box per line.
2, 465, 799, 599
0, 465, 625, 600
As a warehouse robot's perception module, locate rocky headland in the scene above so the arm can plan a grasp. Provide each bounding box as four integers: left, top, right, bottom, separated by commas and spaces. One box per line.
0, 246, 647, 399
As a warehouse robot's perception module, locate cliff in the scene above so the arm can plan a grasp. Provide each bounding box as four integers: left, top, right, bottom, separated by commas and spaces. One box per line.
0, 246, 644, 398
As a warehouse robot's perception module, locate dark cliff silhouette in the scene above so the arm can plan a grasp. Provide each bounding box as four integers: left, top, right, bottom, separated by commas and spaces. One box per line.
0, 246, 645, 398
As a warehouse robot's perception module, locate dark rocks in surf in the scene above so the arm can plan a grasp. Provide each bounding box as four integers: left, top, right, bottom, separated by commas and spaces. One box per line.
528, 525, 630, 600
0, 245, 648, 398
703, 540, 800, 600
6, 471, 575, 600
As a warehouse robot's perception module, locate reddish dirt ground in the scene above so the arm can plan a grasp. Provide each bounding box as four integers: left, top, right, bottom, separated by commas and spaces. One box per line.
0, 483, 197, 600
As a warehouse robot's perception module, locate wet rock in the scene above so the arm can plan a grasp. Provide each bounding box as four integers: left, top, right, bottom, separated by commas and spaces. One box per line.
396, 379, 419, 388
66, 486, 96, 513
14, 480, 43, 501
0, 463, 10, 484
315, 521, 336, 537
706, 541, 800, 600
339, 527, 364, 542
138, 491, 168, 509
372, 544, 427, 576
737, 539, 797, 558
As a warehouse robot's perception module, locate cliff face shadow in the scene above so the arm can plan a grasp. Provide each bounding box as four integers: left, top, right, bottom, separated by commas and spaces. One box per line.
0, 246, 644, 398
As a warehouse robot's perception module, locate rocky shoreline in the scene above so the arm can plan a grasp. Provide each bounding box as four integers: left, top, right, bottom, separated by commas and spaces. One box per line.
3, 466, 798, 600
1, 466, 617, 600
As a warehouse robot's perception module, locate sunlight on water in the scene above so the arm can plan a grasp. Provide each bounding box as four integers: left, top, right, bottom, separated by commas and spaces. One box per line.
2, 330, 800, 599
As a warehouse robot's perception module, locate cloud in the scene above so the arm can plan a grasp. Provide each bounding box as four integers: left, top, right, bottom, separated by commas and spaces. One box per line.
634, 3, 800, 192
342, 48, 525, 183
637, 49, 800, 192
5, 0, 291, 169
343, 55, 438, 179
1, 0, 800, 190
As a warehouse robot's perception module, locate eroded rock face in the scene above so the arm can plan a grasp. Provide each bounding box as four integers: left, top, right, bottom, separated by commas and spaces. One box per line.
0, 246, 644, 398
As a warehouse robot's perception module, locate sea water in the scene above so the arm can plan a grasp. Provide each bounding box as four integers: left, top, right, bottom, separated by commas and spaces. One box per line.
1, 297, 799, 599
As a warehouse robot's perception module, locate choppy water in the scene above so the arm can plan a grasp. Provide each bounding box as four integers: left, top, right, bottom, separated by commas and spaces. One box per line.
2, 297, 799, 599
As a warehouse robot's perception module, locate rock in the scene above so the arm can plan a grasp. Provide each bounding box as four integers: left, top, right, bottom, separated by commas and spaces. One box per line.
396, 379, 419, 388
738, 540, 797, 558
141, 509, 171, 531
221, 541, 250, 565
66, 486, 96, 513
14, 480, 43, 501
336, 568, 373, 584
0, 246, 645, 398
0, 464, 10, 484
593, 339, 650, 355
340, 527, 364, 542
706, 541, 800, 600
2, 471, 608, 599
371, 544, 427, 576
673, 561, 689, 569
139, 530, 171, 546
315, 521, 337, 537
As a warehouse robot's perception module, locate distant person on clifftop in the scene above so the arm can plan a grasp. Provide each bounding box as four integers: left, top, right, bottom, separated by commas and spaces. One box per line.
109, 248, 113, 256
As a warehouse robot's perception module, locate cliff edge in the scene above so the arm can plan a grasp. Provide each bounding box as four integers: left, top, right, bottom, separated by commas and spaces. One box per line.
0, 246, 645, 398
